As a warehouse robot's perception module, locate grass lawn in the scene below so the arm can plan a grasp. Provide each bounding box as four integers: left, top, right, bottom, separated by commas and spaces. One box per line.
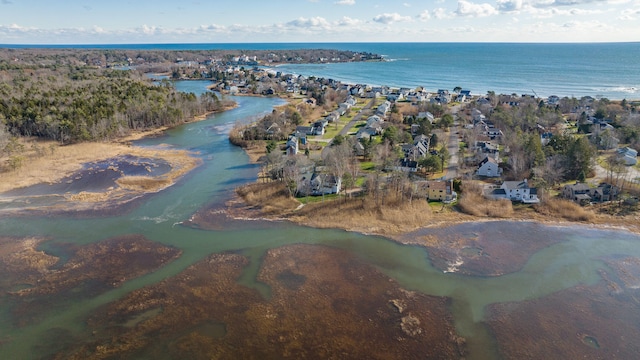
360, 161, 376, 171
323, 124, 342, 139
298, 193, 340, 204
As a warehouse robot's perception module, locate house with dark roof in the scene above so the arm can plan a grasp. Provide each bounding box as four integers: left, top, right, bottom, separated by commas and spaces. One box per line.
476, 156, 502, 178
487, 179, 539, 203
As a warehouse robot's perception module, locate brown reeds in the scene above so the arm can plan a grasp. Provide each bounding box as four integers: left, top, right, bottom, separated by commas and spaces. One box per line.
534, 198, 595, 222
457, 182, 514, 218
235, 182, 300, 216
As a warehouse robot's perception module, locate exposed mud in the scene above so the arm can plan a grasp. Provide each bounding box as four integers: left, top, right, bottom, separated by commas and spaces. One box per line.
0, 235, 181, 328
51, 244, 466, 360
485, 254, 640, 359
401, 221, 571, 276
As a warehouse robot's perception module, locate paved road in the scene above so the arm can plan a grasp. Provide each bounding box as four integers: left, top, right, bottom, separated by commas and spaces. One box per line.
321, 98, 375, 159
444, 105, 462, 180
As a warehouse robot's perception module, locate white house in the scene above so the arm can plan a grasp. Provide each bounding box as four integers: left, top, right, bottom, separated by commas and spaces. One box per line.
476, 156, 502, 177
310, 173, 342, 195
487, 179, 539, 203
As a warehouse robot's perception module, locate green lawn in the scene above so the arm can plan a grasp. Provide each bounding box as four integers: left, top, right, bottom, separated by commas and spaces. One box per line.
360, 161, 376, 171
355, 176, 367, 187
298, 193, 339, 204
323, 124, 342, 139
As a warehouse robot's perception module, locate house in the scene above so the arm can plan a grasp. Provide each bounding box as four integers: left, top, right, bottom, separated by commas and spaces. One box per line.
265, 123, 282, 139
488, 179, 539, 203
562, 182, 592, 205
376, 101, 391, 117
548, 95, 560, 105
475, 141, 499, 154
590, 183, 618, 202
562, 182, 619, 204
325, 111, 340, 123
395, 158, 419, 172
286, 136, 298, 156
487, 129, 504, 140
617, 147, 638, 166
310, 173, 342, 195
414, 135, 430, 154
312, 121, 326, 135
476, 156, 502, 178
427, 180, 456, 203
296, 125, 313, 136
366, 115, 384, 128
417, 111, 435, 123
356, 127, 378, 140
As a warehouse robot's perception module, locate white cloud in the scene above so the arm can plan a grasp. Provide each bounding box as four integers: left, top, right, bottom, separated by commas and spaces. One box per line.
455, 0, 498, 17
496, 0, 524, 12
418, 10, 431, 21
286, 17, 332, 29
433, 7, 452, 19
335, 0, 355, 5
404, 2, 412, 7
530, 0, 607, 7
619, 8, 640, 20
337, 16, 362, 26
139, 25, 159, 35
373, 13, 413, 24
530, 6, 603, 18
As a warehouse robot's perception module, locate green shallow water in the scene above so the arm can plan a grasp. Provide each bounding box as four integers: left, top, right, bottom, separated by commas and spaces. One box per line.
1, 82, 640, 359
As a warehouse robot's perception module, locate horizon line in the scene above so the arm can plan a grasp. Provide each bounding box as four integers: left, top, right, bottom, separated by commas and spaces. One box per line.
1, 41, 639, 48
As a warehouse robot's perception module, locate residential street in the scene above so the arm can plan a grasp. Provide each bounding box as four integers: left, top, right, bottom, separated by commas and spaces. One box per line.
444, 105, 462, 180
321, 98, 375, 159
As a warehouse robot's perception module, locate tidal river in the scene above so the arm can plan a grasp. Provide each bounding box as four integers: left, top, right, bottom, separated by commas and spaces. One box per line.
1, 81, 640, 359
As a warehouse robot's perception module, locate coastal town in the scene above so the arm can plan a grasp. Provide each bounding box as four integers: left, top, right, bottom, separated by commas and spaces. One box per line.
201, 58, 640, 225
1, 47, 640, 226
3, 47, 640, 360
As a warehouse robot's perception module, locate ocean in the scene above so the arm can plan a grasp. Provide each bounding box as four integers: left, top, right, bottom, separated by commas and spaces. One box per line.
4, 42, 639, 100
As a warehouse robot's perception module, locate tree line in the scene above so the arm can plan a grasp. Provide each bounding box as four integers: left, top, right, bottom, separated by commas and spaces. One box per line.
0, 63, 233, 145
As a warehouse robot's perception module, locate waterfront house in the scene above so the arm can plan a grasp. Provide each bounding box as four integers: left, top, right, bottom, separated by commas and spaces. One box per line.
562, 182, 619, 205
310, 173, 342, 195
427, 180, 456, 203
487, 179, 539, 203
562, 182, 591, 205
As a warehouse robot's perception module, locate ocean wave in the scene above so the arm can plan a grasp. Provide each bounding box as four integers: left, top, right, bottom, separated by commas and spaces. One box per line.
592, 86, 638, 94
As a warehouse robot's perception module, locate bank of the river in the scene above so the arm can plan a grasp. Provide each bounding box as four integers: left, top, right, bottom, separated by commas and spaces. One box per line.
0, 104, 236, 213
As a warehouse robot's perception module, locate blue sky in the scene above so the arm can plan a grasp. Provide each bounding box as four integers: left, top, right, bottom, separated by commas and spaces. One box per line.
1, 0, 638, 44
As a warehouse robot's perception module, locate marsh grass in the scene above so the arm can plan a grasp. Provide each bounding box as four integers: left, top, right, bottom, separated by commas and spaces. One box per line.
0, 139, 198, 195
534, 198, 595, 222
236, 182, 300, 216
236, 181, 438, 234
457, 183, 514, 218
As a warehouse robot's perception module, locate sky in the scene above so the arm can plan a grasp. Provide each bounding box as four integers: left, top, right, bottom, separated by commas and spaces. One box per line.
0, 0, 639, 44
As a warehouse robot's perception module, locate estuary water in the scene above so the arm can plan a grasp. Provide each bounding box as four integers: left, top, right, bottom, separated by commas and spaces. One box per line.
1, 81, 640, 359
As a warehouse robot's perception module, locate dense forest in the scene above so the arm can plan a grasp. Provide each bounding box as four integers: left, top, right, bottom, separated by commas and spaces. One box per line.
0, 62, 232, 145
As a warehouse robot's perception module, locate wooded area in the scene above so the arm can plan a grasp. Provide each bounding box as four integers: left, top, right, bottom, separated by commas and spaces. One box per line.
0, 61, 235, 152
